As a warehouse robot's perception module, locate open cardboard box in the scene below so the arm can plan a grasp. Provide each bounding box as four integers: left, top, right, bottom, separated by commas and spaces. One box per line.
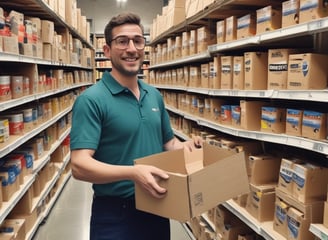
134, 143, 250, 222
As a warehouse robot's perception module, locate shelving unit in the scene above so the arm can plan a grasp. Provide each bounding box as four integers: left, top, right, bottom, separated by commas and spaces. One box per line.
149, 1, 328, 239
0, 0, 94, 238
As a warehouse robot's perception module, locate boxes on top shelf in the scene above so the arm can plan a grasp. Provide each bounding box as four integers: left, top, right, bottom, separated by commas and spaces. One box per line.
282, 0, 300, 27
256, 5, 282, 34
299, 0, 328, 23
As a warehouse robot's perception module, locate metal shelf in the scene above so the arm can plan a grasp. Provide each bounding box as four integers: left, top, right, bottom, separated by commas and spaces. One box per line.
310, 224, 328, 239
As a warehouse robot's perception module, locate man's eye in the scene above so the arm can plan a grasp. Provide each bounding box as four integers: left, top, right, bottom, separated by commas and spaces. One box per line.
134, 39, 142, 44
118, 38, 128, 44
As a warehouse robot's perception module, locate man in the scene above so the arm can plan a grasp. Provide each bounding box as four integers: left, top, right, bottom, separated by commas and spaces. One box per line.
70, 12, 202, 240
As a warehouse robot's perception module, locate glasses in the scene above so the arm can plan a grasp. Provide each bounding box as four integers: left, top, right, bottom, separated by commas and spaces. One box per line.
110, 35, 146, 50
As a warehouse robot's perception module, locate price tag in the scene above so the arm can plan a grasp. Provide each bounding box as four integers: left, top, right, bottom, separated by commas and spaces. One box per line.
313, 142, 325, 153
255, 133, 263, 140
309, 19, 324, 31
259, 91, 265, 97
229, 90, 238, 97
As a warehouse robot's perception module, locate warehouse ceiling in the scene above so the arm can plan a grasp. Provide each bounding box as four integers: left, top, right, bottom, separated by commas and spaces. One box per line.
77, 0, 164, 34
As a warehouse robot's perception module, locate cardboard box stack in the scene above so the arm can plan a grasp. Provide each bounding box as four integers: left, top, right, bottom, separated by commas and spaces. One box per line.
274, 158, 328, 239
245, 154, 281, 222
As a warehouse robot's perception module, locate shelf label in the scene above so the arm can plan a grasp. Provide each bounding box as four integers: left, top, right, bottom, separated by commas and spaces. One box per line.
309, 19, 324, 31
313, 142, 325, 153
259, 91, 265, 97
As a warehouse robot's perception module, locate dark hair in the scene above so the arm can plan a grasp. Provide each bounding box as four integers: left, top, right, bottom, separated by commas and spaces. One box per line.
104, 12, 144, 45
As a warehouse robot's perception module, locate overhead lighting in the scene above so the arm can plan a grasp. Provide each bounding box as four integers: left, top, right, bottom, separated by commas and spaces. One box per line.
116, 0, 127, 7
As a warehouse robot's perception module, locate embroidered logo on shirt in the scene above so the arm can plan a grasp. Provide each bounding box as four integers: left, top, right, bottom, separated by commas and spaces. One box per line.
152, 107, 159, 112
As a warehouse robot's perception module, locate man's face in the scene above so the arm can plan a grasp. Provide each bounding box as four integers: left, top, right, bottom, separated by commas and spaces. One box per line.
104, 24, 145, 77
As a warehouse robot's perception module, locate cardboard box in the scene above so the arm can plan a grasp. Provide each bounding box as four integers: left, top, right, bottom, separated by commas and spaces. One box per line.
216, 20, 226, 43
134, 143, 250, 222
182, 31, 190, 57
185, 0, 203, 18
189, 66, 201, 88
246, 183, 276, 222
201, 63, 209, 88
286, 109, 303, 136
277, 189, 324, 240
0, 219, 25, 240
248, 154, 281, 185
244, 52, 268, 90
3, 36, 19, 55
197, 26, 216, 53
226, 16, 237, 42
221, 56, 233, 89
237, 13, 256, 39
268, 49, 299, 90
273, 196, 290, 238
240, 100, 264, 131
292, 161, 328, 203
282, 0, 300, 27
189, 30, 197, 55
287, 53, 328, 90
324, 201, 328, 228
287, 206, 318, 240
210, 56, 221, 89
302, 110, 327, 140
277, 158, 304, 196
256, 6, 282, 34
41, 20, 54, 44
299, 0, 328, 23
233, 56, 245, 90
261, 106, 286, 134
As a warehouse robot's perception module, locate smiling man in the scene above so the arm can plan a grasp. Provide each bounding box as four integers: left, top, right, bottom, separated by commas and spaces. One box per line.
69, 12, 202, 240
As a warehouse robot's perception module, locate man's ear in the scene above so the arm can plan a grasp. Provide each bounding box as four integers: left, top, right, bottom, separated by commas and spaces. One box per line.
103, 44, 111, 59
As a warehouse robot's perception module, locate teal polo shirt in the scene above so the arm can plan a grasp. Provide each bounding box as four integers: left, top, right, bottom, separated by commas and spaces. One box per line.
70, 71, 174, 198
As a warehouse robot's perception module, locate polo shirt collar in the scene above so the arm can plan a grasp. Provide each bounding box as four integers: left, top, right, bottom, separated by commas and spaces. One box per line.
101, 71, 150, 95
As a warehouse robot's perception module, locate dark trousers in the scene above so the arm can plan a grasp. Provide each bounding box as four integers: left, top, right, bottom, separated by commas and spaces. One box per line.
90, 195, 170, 240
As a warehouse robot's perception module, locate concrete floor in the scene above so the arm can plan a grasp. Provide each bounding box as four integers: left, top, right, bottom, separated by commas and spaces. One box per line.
32, 177, 192, 240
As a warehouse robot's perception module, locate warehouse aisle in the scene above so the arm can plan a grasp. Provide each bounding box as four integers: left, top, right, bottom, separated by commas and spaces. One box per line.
32, 176, 192, 240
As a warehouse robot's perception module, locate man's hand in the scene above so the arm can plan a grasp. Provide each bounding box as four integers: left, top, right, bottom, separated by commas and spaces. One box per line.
133, 164, 169, 198
184, 135, 203, 151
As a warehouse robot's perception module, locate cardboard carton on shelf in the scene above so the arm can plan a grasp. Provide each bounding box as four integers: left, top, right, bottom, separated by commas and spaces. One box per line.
134, 143, 250, 222
282, 0, 300, 28
276, 189, 324, 240
245, 183, 276, 222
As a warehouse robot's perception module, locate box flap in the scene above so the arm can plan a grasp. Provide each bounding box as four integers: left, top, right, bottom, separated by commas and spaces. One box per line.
134, 148, 188, 174
184, 147, 203, 174
203, 143, 237, 166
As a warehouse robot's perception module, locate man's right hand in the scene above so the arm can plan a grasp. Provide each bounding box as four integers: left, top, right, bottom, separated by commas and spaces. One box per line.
133, 164, 169, 198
